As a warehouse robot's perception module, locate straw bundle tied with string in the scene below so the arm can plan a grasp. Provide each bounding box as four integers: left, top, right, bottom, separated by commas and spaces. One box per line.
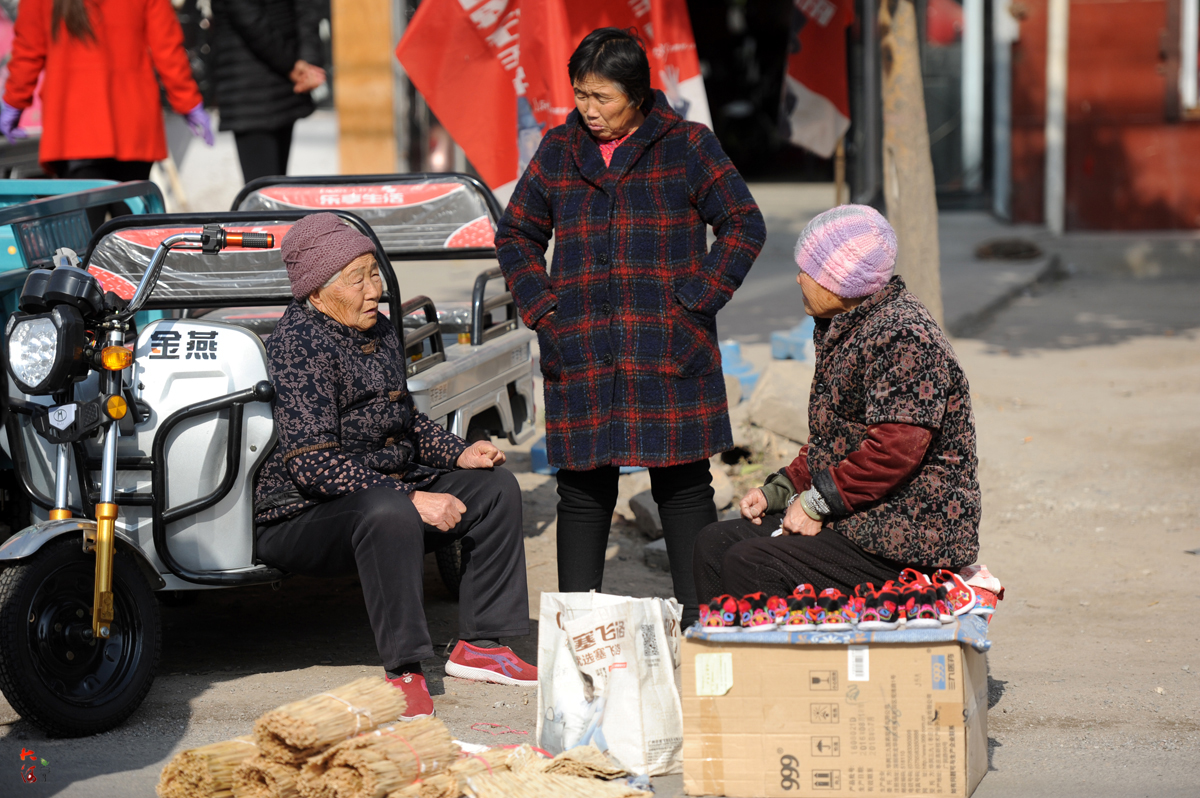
157, 736, 261, 798
388, 746, 516, 798
255, 678, 406, 765
298, 717, 459, 798
463, 772, 651, 798
232, 756, 303, 798
504, 745, 551, 775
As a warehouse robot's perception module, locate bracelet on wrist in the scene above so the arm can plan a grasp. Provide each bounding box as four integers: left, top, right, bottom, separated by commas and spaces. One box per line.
797, 490, 824, 521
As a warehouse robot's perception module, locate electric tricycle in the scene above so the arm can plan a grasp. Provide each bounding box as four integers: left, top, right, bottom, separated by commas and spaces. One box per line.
0, 176, 531, 736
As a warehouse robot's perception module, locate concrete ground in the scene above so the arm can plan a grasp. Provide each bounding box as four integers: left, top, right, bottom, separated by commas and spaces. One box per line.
0, 124, 1198, 795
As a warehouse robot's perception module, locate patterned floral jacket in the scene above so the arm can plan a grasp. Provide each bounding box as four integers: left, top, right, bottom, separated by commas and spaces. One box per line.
806, 277, 981, 568
253, 302, 467, 525
496, 91, 765, 470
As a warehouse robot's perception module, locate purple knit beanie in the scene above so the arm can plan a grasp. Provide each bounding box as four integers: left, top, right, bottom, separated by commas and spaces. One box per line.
794, 204, 898, 298
281, 212, 377, 300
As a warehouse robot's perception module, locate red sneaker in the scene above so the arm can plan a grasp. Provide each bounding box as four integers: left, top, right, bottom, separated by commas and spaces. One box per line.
445, 641, 538, 686
387, 671, 435, 720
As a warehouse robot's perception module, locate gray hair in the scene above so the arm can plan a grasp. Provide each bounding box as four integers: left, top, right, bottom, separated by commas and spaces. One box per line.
306, 269, 341, 309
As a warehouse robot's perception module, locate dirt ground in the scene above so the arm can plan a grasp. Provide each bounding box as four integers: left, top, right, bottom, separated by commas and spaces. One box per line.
1, 328, 1197, 796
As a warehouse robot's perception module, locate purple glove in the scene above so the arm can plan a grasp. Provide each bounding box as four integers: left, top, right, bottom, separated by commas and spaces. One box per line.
184, 103, 214, 146
0, 101, 27, 143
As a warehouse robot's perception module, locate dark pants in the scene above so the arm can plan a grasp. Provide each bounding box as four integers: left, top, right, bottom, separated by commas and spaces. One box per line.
255, 469, 529, 671
57, 159, 154, 230
556, 460, 715, 626
693, 513, 921, 603
235, 126, 295, 183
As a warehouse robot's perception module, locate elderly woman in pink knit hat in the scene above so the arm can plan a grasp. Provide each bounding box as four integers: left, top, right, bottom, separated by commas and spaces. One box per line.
692, 205, 980, 613
252, 213, 537, 720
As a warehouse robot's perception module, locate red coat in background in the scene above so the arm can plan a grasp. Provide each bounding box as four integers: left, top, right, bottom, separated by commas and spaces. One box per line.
3, 0, 202, 171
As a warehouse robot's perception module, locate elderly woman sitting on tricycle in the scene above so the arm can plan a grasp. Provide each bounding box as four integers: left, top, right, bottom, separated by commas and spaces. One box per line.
252, 213, 536, 720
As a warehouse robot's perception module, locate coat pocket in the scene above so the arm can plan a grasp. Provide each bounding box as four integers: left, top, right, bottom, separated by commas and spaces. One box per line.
669, 302, 721, 378
536, 319, 565, 381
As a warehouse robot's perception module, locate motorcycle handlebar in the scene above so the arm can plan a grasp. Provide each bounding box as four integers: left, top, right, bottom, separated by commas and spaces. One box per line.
222, 231, 274, 249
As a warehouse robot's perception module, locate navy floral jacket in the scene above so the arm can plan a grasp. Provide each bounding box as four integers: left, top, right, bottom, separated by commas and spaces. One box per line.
804, 277, 980, 568
253, 302, 467, 525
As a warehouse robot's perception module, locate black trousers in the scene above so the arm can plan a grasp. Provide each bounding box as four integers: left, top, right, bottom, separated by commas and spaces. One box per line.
255, 469, 529, 671
58, 159, 154, 230
556, 460, 715, 626
235, 126, 295, 184
693, 513, 923, 604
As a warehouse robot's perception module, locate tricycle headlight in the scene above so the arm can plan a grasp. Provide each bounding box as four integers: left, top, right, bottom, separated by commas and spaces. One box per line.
8, 317, 58, 389
6, 305, 87, 395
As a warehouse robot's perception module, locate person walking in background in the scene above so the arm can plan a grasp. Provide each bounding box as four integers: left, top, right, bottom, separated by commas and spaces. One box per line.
495, 28, 765, 627
210, 0, 325, 184
0, 0, 214, 181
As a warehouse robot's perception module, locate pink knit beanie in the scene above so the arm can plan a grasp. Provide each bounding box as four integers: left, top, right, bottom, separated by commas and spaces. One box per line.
794, 205, 898, 298
281, 213, 377, 300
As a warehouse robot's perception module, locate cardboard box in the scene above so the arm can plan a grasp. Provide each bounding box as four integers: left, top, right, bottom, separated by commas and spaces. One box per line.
682, 638, 988, 798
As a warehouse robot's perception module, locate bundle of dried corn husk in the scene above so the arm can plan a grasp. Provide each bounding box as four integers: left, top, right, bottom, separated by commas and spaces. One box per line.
157, 737, 260, 798
298, 717, 459, 798
255, 678, 406, 765
543, 746, 626, 780
464, 772, 650, 798
388, 746, 516, 798
232, 756, 303, 798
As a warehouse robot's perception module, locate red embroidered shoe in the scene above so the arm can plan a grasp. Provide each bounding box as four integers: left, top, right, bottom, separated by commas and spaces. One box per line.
780, 593, 817, 630
765, 595, 790, 624
387, 671, 435, 720
932, 569, 977, 616
901, 583, 943, 629
701, 594, 741, 633
445, 641, 538, 686
854, 582, 901, 631
739, 592, 777, 629
816, 588, 857, 631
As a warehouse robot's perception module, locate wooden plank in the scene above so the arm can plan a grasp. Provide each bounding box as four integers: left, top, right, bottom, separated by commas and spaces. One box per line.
332, 0, 395, 174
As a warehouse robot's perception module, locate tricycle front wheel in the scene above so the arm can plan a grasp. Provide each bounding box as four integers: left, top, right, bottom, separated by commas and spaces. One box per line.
0, 536, 161, 736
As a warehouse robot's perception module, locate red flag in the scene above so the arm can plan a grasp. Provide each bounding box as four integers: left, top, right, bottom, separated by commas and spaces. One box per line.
563, 0, 711, 128
780, 0, 854, 158
397, 0, 710, 199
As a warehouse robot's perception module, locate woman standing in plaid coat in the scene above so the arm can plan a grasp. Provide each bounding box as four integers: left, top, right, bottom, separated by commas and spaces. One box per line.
496, 28, 765, 625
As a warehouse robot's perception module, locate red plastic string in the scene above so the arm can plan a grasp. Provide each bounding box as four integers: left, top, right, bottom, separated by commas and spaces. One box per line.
381, 731, 423, 782
469, 722, 529, 736
468, 752, 495, 775
501, 743, 553, 758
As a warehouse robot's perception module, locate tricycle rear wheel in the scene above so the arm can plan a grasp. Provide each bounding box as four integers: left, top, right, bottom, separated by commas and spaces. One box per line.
0, 536, 161, 736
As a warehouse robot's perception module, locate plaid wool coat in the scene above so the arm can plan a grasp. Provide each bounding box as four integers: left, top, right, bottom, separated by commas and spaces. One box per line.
496, 91, 765, 470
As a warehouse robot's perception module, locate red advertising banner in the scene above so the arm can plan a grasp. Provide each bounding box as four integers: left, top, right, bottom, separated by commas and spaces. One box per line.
397, 0, 711, 199
779, 0, 855, 159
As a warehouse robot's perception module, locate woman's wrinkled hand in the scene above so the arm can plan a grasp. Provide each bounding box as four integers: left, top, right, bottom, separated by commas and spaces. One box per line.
739, 488, 768, 525
411, 491, 466, 532
781, 500, 823, 537
457, 440, 506, 469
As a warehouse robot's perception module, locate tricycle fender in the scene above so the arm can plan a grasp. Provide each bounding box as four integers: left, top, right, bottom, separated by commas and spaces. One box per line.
0, 518, 166, 590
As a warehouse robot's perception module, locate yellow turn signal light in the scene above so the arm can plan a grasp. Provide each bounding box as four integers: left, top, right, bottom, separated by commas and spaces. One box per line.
100, 346, 133, 371
105, 395, 128, 420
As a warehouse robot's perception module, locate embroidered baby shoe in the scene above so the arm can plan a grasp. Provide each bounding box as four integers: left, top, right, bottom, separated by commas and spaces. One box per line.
781, 593, 817, 631
738, 592, 777, 629
932, 569, 977, 616
901, 583, 943, 629
765, 595, 790, 625
816, 588, 857, 631
854, 582, 902, 631
701, 594, 741, 633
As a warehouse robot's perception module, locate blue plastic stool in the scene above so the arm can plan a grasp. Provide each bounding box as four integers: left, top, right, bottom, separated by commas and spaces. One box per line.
770, 318, 815, 361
